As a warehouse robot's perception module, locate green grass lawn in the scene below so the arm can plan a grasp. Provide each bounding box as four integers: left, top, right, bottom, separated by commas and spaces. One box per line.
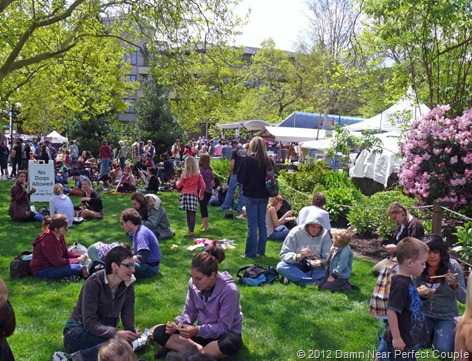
0, 179, 443, 361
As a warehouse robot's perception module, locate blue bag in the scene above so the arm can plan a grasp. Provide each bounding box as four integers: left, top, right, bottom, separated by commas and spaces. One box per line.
236, 265, 279, 286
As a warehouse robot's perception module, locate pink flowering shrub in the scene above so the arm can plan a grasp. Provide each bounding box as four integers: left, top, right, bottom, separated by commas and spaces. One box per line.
399, 105, 472, 209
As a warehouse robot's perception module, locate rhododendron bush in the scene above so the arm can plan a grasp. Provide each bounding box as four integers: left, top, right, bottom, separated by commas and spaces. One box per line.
399, 105, 472, 209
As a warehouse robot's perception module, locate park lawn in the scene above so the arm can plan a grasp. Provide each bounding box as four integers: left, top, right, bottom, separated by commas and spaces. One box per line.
0, 179, 443, 361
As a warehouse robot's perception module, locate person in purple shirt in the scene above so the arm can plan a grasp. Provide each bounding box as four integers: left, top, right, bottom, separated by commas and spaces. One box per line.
152, 246, 243, 360
120, 208, 161, 279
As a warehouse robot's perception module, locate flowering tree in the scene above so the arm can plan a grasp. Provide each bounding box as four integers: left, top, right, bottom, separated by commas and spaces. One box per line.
399, 105, 472, 209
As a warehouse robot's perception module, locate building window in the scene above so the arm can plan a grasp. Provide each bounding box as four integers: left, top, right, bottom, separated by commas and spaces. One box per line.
123, 98, 135, 113
124, 51, 137, 65
129, 74, 137, 82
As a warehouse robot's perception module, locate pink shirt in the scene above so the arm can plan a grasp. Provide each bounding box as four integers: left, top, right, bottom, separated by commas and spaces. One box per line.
176, 174, 205, 198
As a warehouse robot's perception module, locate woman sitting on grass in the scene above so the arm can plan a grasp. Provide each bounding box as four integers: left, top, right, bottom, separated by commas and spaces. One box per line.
8, 170, 44, 222
49, 183, 74, 228
152, 247, 243, 360
30, 214, 89, 280
79, 178, 104, 220
266, 195, 293, 241
54, 247, 140, 361
117, 165, 137, 193
130, 193, 174, 240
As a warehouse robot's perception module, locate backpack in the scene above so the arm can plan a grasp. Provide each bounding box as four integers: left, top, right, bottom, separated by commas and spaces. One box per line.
236, 265, 279, 286
10, 251, 33, 279
265, 161, 278, 197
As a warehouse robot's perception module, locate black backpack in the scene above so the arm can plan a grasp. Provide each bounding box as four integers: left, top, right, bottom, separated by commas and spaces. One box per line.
236, 265, 279, 286
10, 251, 32, 279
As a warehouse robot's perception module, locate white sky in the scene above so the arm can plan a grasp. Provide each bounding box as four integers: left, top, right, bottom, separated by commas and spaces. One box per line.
233, 0, 312, 51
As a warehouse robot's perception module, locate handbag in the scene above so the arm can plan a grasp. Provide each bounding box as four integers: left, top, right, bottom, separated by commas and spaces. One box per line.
265, 161, 278, 197
10, 251, 33, 279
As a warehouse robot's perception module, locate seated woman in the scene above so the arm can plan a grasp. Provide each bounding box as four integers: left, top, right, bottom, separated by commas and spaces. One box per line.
140, 167, 159, 194
144, 193, 175, 240
30, 215, 89, 280
117, 165, 137, 193
152, 247, 243, 360
79, 178, 104, 220
318, 229, 355, 292
49, 183, 74, 228
372, 202, 425, 276
55, 247, 139, 361
130, 192, 174, 240
414, 234, 466, 354
266, 195, 293, 241
8, 170, 44, 222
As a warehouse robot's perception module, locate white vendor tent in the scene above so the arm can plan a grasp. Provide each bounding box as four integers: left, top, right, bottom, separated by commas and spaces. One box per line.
346, 89, 430, 132
45, 131, 68, 144
217, 120, 271, 131
259, 126, 331, 143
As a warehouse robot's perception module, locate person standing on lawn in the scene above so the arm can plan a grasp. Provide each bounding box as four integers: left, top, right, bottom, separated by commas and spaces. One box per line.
237, 137, 271, 258
198, 154, 213, 232
219, 139, 246, 214
276, 213, 332, 285
175, 156, 205, 238
382, 237, 429, 360
152, 247, 243, 360
55, 247, 139, 361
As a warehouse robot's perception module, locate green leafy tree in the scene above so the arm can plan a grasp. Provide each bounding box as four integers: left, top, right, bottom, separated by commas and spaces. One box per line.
134, 77, 184, 155
362, 0, 472, 114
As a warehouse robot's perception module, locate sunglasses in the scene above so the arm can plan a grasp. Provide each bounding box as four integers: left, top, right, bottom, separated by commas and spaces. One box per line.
119, 262, 135, 269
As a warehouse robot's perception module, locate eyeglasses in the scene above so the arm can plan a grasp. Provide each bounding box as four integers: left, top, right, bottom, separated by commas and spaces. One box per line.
119, 262, 135, 269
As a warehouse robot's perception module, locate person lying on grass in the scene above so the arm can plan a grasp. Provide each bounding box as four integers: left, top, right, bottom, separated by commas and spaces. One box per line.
152, 246, 243, 360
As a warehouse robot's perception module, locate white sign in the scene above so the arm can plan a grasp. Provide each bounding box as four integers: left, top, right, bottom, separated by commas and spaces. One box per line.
28, 160, 55, 202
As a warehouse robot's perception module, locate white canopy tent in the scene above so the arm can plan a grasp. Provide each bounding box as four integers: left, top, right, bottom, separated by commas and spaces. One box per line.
45, 131, 68, 144
216, 119, 271, 131
259, 126, 330, 143
346, 89, 430, 132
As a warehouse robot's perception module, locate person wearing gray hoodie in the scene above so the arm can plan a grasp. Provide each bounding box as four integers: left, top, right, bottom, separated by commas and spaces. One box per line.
277, 213, 332, 285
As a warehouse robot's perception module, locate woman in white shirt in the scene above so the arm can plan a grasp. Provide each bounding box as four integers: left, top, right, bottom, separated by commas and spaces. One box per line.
49, 183, 74, 227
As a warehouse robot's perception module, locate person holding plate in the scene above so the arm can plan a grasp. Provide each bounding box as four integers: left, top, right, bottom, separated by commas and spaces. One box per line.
413, 234, 466, 355
266, 195, 294, 241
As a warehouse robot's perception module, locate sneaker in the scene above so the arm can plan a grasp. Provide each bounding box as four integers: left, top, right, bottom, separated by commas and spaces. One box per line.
283, 277, 290, 284
52, 351, 72, 361
62, 275, 81, 282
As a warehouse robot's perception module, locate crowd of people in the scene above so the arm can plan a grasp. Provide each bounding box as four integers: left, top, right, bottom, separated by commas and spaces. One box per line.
3, 135, 472, 361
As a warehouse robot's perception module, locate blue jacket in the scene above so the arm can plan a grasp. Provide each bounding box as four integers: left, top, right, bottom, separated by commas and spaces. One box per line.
327, 245, 353, 279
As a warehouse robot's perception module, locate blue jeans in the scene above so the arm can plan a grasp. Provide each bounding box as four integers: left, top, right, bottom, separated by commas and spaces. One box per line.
421, 316, 455, 354
34, 264, 83, 279
119, 156, 126, 170
64, 326, 107, 361
268, 225, 290, 240
220, 174, 245, 212
133, 261, 158, 279
100, 159, 111, 178
276, 261, 327, 285
244, 196, 268, 257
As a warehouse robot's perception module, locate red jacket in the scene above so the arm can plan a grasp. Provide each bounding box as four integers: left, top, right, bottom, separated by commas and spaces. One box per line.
176, 174, 205, 198
30, 229, 80, 274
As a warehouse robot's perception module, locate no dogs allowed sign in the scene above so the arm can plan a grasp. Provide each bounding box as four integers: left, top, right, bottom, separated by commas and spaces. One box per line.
28, 160, 55, 202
